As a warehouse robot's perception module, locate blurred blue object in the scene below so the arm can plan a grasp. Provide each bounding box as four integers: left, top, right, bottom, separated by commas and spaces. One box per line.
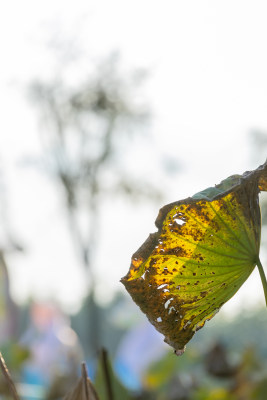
114, 320, 167, 390
20, 302, 82, 388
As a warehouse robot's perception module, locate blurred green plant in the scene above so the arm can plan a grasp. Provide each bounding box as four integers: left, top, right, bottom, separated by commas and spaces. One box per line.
1, 342, 29, 373
140, 339, 267, 400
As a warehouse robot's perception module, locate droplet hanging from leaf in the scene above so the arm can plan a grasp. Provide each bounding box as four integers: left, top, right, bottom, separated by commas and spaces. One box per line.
121, 161, 267, 355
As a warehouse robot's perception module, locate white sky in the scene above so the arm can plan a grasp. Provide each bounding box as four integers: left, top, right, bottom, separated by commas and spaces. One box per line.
0, 0, 267, 313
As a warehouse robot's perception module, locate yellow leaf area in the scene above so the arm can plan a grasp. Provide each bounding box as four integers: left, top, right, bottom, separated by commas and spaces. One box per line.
121, 181, 260, 354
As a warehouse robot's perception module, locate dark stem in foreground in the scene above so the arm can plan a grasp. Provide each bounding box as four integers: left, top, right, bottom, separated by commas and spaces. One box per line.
0, 352, 20, 400
81, 362, 90, 399
100, 349, 114, 400
257, 258, 267, 306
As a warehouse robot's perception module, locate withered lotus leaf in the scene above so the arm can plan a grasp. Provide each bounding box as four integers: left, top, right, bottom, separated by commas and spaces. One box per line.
121, 161, 267, 355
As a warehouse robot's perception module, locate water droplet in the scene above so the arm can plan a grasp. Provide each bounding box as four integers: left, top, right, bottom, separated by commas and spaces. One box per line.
174, 348, 185, 356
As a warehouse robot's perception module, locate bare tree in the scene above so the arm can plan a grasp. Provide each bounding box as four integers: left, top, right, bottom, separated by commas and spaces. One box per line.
29, 54, 161, 355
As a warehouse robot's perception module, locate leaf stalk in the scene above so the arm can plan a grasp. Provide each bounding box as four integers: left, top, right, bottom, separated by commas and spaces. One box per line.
257, 258, 267, 307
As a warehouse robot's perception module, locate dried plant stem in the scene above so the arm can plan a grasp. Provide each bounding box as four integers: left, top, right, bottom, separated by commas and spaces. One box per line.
81, 362, 90, 399
80, 362, 100, 400
0, 352, 20, 400
100, 349, 113, 400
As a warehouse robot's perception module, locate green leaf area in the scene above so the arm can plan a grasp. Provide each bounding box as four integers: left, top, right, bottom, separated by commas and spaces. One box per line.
121, 160, 267, 354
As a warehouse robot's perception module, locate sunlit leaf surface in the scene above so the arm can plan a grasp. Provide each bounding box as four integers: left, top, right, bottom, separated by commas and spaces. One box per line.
121, 161, 267, 354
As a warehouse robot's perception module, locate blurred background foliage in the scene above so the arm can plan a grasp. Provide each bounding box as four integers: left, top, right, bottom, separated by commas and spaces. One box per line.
0, 8, 267, 400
